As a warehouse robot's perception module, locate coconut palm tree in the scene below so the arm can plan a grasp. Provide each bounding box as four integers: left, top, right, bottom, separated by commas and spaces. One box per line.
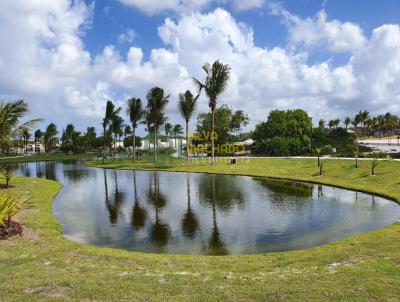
22, 128, 31, 154
102, 100, 121, 162
172, 124, 184, 155
164, 122, 172, 138
44, 123, 58, 154
193, 60, 231, 165
146, 87, 169, 163
110, 115, 124, 152
126, 98, 144, 162
318, 119, 325, 129
328, 120, 335, 132
178, 90, 198, 160
344, 117, 351, 131
0, 100, 42, 154
34, 129, 43, 153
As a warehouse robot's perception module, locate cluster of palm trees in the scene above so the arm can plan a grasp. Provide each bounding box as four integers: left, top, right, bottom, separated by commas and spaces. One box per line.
320, 110, 400, 139
103, 60, 231, 165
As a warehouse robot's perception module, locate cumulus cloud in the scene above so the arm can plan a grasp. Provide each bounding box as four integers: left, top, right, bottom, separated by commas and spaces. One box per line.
272, 6, 367, 53
1, 1, 400, 133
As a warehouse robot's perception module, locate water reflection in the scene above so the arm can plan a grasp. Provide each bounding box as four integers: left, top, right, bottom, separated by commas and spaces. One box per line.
181, 175, 198, 239
147, 172, 170, 248
10, 161, 400, 255
131, 171, 147, 231
104, 170, 126, 224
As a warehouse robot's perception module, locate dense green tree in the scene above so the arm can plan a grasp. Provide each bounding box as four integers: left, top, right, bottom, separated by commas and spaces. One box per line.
193, 60, 231, 164
196, 105, 249, 146
253, 109, 313, 156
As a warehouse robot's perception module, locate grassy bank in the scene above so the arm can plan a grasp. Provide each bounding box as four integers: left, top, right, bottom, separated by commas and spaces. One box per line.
1, 159, 400, 301
0, 153, 99, 164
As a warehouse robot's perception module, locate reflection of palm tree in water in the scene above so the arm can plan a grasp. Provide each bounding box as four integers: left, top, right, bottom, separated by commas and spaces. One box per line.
208, 175, 228, 255
148, 172, 170, 247
104, 170, 125, 224
181, 175, 198, 238
131, 171, 147, 231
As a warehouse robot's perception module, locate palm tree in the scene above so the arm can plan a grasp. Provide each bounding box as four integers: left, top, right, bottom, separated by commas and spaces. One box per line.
102, 100, 121, 162
164, 122, 172, 137
146, 87, 169, 163
172, 124, 184, 154
328, 120, 335, 132
44, 123, 58, 154
34, 129, 43, 153
22, 128, 31, 154
318, 119, 325, 129
0, 100, 42, 154
126, 98, 144, 162
344, 117, 351, 131
110, 115, 124, 152
178, 90, 198, 160
193, 60, 231, 165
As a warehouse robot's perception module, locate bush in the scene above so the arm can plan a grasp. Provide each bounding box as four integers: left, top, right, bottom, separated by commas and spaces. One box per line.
0, 165, 13, 188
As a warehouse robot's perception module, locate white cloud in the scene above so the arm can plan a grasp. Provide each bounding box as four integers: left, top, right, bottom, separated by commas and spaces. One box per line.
118, 28, 136, 44
273, 6, 367, 53
1, 1, 400, 133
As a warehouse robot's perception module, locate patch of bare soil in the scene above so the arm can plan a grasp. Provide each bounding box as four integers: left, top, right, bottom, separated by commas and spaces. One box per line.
24, 284, 72, 298
0, 220, 23, 240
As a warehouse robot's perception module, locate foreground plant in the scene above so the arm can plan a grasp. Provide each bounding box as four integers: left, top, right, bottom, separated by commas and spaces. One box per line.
0, 165, 13, 188
0, 192, 30, 228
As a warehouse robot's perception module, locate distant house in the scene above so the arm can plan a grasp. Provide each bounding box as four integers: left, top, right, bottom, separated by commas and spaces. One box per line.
141, 134, 187, 157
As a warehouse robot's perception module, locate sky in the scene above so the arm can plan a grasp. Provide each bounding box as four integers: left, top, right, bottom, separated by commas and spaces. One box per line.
1, 0, 400, 135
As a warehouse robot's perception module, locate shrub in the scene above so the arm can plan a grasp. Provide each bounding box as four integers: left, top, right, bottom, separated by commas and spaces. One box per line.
0, 192, 30, 228
0, 165, 13, 188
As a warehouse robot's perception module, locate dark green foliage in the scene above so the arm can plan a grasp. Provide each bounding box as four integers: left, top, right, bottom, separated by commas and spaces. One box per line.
123, 135, 142, 148
253, 109, 312, 156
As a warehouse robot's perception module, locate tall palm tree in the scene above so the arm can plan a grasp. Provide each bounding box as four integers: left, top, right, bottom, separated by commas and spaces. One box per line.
126, 98, 144, 162
344, 117, 351, 131
34, 129, 43, 153
328, 120, 335, 132
172, 124, 184, 154
110, 115, 124, 152
193, 60, 231, 165
164, 122, 173, 149
0, 100, 42, 153
22, 127, 31, 154
102, 100, 121, 162
318, 119, 325, 129
178, 90, 198, 160
146, 87, 169, 163
44, 123, 58, 154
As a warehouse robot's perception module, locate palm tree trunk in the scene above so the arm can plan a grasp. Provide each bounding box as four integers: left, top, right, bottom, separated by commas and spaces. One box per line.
102, 124, 106, 163
132, 127, 136, 163
186, 121, 189, 160
154, 126, 157, 164
211, 109, 215, 165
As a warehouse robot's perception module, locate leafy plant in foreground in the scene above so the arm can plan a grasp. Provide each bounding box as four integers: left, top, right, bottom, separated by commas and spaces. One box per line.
0, 192, 30, 228
0, 165, 13, 188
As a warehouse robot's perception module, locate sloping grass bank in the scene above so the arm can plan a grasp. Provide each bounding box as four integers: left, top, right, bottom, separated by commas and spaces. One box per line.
0, 158, 399, 301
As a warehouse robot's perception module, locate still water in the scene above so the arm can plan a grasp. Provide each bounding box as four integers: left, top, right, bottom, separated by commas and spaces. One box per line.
12, 161, 400, 255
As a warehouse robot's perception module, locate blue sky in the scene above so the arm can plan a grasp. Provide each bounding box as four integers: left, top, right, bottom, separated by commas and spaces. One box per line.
1, 0, 400, 133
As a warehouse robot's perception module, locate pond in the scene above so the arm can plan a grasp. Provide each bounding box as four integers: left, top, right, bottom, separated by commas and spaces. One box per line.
11, 161, 400, 255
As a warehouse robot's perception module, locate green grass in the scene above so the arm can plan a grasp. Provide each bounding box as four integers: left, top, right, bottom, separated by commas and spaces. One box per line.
0, 153, 99, 163
1, 158, 400, 301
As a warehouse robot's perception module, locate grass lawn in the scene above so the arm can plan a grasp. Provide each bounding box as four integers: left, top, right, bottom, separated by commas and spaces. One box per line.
0, 153, 99, 164
1, 158, 400, 301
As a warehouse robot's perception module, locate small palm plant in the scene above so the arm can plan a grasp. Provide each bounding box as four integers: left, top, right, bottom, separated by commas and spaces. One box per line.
0, 192, 30, 228
315, 148, 321, 167
371, 156, 378, 176
353, 145, 360, 168
319, 161, 324, 176
0, 166, 13, 188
